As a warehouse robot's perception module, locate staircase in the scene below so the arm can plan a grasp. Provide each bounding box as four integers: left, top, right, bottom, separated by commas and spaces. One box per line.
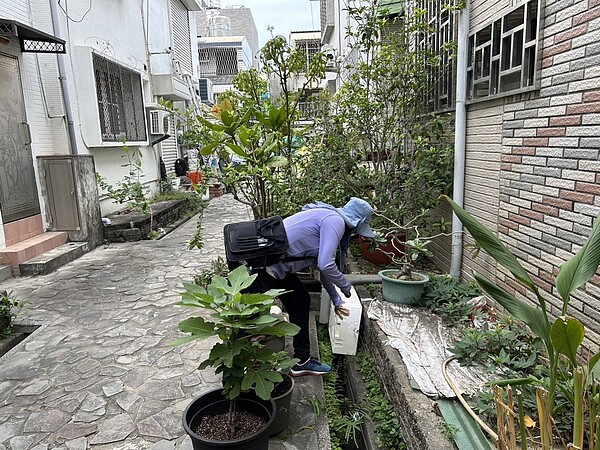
0, 215, 89, 278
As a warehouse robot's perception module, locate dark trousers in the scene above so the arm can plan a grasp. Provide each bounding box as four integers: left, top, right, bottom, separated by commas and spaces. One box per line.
245, 271, 311, 362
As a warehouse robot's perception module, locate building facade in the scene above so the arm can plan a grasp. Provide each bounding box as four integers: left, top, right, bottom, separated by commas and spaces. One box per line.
0, 0, 201, 273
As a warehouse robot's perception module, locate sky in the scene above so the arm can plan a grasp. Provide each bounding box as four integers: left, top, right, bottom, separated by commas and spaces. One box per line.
219, 0, 321, 48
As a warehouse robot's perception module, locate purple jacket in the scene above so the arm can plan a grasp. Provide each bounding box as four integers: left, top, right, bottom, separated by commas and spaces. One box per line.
268, 203, 352, 307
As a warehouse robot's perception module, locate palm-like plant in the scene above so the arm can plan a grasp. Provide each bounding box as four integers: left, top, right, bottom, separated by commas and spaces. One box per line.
445, 196, 600, 448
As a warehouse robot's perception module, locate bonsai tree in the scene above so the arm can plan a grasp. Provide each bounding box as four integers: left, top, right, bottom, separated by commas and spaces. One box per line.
173, 265, 299, 432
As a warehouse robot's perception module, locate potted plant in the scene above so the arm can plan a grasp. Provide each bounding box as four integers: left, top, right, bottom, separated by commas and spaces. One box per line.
0, 291, 25, 338
174, 265, 300, 449
375, 231, 432, 305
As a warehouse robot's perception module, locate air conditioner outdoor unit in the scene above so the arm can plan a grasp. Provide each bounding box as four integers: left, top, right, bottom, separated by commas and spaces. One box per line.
148, 110, 171, 135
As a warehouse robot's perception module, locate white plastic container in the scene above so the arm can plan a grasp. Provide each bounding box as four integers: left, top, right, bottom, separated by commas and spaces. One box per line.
327, 285, 362, 355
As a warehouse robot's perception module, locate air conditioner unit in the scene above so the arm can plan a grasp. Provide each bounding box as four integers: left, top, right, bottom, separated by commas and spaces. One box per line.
148, 110, 171, 135
199, 78, 214, 103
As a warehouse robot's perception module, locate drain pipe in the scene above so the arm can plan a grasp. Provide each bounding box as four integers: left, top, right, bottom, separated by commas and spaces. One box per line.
450, 0, 470, 277
49, 0, 78, 155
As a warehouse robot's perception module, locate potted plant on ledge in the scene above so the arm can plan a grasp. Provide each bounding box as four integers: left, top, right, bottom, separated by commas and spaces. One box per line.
375, 230, 432, 305
174, 265, 300, 450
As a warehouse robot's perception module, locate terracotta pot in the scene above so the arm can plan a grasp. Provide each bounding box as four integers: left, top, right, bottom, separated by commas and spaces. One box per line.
359, 234, 405, 265
187, 170, 204, 185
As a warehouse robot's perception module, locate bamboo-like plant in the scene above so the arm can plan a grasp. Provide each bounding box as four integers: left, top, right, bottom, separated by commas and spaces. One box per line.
445, 196, 600, 448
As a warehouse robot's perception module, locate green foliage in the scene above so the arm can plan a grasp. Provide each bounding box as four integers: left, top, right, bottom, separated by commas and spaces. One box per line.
440, 423, 459, 441
193, 256, 230, 289
96, 145, 150, 213
166, 36, 327, 220
356, 350, 405, 449
174, 266, 300, 402
445, 195, 600, 446
317, 325, 405, 450
0, 291, 25, 338
423, 274, 481, 327
450, 316, 543, 374
328, 2, 455, 232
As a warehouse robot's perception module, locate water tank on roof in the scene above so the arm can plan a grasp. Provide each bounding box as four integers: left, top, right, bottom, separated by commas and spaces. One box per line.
209, 15, 231, 37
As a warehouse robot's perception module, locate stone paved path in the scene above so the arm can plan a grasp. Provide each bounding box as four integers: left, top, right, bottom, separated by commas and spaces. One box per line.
0, 195, 327, 450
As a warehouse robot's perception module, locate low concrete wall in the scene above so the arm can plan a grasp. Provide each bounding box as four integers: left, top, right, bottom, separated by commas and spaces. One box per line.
351, 284, 455, 450
104, 198, 190, 242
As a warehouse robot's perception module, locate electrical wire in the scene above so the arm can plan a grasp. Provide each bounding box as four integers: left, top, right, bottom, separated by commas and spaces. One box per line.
442, 355, 499, 442
58, 0, 93, 23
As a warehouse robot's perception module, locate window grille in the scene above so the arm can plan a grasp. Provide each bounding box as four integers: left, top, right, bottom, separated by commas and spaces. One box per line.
198, 47, 239, 77
295, 39, 321, 72
415, 0, 457, 112
93, 54, 146, 142
467, 0, 540, 101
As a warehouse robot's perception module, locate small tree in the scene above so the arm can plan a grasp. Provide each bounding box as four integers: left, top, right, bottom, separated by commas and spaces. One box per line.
174, 266, 299, 434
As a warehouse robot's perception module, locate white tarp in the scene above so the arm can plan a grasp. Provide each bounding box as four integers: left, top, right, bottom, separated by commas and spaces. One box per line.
366, 299, 493, 399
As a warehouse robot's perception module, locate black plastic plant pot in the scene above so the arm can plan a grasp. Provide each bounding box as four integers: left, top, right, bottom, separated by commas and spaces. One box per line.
183, 389, 276, 450
269, 375, 295, 436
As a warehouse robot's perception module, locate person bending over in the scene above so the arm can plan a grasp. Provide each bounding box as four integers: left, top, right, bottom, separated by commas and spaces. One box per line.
244, 197, 375, 376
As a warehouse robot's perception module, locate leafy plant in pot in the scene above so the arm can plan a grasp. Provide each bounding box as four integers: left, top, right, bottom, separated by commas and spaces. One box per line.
375, 229, 433, 305
174, 265, 300, 450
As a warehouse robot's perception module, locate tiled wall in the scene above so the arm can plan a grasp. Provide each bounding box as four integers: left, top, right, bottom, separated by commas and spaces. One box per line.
3, 215, 44, 246
465, 0, 600, 350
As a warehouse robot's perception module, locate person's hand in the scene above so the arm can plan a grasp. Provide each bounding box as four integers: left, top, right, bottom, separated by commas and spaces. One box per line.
334, 303, 350, 319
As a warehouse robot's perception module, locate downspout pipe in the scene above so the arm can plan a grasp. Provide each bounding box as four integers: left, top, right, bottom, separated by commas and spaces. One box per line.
49, 0, 78, 155
450, 0, 470, 277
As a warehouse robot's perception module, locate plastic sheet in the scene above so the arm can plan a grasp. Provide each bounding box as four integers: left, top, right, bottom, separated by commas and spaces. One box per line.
367, 299, 493, 398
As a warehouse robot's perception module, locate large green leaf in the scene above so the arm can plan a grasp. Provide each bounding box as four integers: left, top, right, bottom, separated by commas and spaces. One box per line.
266, 155, 288, 168
198, 116, 226, 132
225, 142, 250, 159
226, 265, 257, 294
550, 316, 584, 366
475, 274, 550, 346
556, 212, 600, 312
258, 321, 301, 337
177, 317, 215, 339
589, 352, 600, 381
445, 196, 537, 293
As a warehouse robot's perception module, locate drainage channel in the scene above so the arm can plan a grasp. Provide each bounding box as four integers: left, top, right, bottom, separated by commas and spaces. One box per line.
0, 324, 41, 359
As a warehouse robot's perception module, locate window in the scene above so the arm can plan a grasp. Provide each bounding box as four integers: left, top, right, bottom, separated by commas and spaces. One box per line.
93, 54, 146, 142
295, 39, 321, 72
416, 0, 458, 112
467, 0, 540, 101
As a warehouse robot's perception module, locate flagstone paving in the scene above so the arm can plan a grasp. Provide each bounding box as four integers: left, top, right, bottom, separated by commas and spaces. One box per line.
0, 195, 328, 450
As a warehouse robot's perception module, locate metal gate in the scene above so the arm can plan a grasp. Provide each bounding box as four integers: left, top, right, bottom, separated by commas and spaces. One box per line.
0, 53, 40, 223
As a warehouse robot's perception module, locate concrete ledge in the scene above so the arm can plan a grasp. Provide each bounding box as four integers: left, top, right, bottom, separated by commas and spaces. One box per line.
0, 265, 11, 282
19, 242, 89, 276
358, 294, 455, 450
104, 199, 191, 243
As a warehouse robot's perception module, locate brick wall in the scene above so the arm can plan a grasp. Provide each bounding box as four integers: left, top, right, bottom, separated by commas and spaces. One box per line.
464, 0, 600, 350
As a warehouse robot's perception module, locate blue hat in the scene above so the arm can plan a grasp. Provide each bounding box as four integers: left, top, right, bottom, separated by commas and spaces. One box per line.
336, 198, 375, 238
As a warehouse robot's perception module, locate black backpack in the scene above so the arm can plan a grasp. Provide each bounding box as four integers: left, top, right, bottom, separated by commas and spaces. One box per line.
224, 216, 290, 270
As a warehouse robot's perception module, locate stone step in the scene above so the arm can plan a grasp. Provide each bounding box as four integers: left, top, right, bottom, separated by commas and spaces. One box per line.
0, 265, 11, 282
0, 232, 68, 276
19, 242, 89, 276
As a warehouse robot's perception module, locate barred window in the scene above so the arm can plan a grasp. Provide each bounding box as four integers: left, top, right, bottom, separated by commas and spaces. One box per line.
296, 39, 321, 71
467, 0, 540, 101
416, 0, 458, 112
93, 54, 146, 142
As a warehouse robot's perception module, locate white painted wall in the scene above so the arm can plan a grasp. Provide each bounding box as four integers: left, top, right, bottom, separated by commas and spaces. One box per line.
0, 0, 71, 242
